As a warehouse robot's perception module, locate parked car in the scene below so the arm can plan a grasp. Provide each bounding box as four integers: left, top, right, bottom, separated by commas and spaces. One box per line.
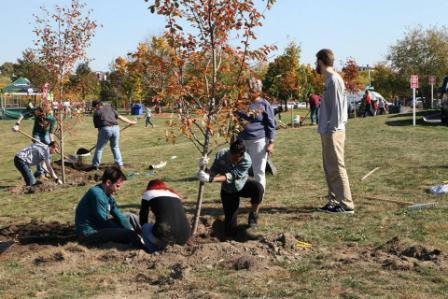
347, 90, 389, 116
404, 96, 424, 108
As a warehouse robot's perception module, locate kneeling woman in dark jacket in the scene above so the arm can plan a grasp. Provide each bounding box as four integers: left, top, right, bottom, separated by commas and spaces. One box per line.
139, 179, 192, 253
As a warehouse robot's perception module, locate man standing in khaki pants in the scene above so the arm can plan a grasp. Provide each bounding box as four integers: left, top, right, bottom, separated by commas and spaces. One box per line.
315, 49, 354, 214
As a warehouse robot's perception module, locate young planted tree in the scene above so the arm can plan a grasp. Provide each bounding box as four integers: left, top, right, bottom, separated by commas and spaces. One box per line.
146, 0, 276, 233
33, 0, 98, 182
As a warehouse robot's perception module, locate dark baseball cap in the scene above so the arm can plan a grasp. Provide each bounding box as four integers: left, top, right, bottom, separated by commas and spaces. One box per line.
91, 100, 102, 107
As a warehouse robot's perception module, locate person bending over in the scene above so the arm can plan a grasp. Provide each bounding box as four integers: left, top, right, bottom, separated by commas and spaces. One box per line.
14, 141, 62, 188
197, 140, 264, 236
139, 179, 191, 253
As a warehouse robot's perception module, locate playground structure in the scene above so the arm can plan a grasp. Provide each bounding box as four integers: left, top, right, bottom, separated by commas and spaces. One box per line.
0, 77, 43, 119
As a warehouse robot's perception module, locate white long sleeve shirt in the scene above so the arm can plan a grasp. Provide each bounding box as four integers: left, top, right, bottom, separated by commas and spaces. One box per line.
318, 72, 348, 134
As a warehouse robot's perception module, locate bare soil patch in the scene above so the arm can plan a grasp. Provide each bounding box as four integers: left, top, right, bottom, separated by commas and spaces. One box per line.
8, 162, 126, 195
318, 237, 448, 273
1, 218, 447, 297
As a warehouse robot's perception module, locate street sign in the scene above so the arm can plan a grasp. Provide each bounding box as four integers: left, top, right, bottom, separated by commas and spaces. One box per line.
429, 76, 436, 109
410, 75, 419, 89
410, 75, 418, 126
429, 75, 436, 85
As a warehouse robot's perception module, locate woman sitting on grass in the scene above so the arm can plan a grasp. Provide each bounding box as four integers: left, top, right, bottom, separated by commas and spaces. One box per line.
139, 179, 192, 253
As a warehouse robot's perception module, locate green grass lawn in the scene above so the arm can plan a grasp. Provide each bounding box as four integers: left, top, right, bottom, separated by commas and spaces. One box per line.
1, 111, 447, 298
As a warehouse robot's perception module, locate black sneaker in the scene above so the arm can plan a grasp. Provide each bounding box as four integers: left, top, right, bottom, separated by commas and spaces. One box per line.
320, 205, 354, 214
248, 211, 258, 228
317, 202, 336, 212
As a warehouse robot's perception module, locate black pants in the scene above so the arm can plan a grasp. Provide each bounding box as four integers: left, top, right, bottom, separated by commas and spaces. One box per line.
81, 213, 142, 246
220, 179, 264, 227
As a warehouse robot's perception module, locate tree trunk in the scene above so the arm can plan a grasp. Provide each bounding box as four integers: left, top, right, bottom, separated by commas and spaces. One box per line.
192, 1, 216, 235
192, 136, 210, 234
59, 74, 66, 183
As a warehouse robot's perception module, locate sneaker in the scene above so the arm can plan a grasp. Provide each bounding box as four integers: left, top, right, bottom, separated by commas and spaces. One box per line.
248, 211, 258, 228
317, 202, 336, 212
320, 205, 354, 214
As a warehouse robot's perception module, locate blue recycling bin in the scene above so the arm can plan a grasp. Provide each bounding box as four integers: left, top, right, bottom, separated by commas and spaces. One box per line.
132, 103, 143, 115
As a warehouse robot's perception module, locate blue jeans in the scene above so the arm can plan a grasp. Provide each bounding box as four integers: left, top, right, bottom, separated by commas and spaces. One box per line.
14, 156, 36, 186
141, 223, 162, 253
92, 125, 123, 167
310, 107, 319, 124
33, 132, 51, 176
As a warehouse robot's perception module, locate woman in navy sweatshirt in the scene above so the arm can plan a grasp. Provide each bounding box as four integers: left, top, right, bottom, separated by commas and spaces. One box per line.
236, 78, 276, 193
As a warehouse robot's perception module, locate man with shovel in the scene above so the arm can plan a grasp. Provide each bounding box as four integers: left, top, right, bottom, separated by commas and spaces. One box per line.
91, 100, 136, 170
14, 141, 62, 188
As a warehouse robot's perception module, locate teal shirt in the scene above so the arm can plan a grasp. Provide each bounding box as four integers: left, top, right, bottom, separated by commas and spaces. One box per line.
33, 114, 56, 135
209, 149, 252, 193
22, 109, 57, 135
75, 184, 133, 235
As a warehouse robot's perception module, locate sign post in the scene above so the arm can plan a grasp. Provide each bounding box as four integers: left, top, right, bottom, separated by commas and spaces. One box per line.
410, 75, 419, 126
429, 76, 436, 109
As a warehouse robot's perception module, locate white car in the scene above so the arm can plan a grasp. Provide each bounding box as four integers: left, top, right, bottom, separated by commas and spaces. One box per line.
347, 90, 389, 115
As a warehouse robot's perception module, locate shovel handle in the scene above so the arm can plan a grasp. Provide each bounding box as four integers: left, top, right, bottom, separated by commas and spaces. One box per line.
17, 129, 45, 145
16, 129, 71, 162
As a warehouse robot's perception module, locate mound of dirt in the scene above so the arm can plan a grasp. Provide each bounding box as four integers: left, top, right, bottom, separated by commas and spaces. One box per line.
314, 237, 448, 273
10, 162, 137, 195
10, 164, 102, 195
372, 237, 448, 271
0, 219, 76, 245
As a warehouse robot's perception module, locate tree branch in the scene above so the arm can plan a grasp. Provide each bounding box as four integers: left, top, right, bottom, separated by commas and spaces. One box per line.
188, 127, 205, 148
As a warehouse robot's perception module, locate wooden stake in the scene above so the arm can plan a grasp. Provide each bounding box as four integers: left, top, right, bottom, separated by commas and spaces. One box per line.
361, 167, 380, 181
357, 194, 412, 205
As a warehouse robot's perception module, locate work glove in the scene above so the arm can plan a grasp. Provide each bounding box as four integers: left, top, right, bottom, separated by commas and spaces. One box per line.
55, 178, 63, 185
12, 125, 19, 132
197, 156, 209, 168
197, 170, 210, 183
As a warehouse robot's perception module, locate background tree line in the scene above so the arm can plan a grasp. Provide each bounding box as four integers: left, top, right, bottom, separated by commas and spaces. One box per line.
2, 25, 448, 107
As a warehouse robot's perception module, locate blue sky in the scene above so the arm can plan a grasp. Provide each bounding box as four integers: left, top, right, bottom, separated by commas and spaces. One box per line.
1, 0, 447, 71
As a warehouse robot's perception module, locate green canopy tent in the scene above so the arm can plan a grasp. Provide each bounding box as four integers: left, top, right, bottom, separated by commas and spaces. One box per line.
0, 77, 42, 119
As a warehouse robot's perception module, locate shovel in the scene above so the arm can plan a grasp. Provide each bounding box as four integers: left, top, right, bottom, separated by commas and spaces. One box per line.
75, 123, 134, 156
